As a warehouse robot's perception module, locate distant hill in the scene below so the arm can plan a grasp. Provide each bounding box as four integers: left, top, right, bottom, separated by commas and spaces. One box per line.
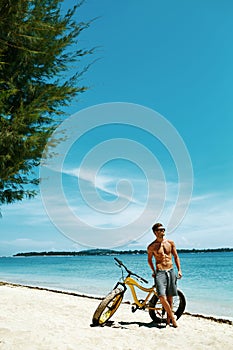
13, 247, 233, 257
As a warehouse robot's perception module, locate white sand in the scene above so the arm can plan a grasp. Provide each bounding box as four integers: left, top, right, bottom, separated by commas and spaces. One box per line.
0, 283, 232, 350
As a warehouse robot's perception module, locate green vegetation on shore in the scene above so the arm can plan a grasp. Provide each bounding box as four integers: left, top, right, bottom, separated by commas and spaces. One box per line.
13, 248, 233, 257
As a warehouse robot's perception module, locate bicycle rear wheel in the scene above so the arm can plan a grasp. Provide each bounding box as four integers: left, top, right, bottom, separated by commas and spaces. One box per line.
148, 289, 186, 323
92, 288, 124, 326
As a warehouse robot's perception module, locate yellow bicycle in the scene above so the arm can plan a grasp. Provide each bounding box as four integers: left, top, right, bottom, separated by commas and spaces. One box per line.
92, 257, 186, 326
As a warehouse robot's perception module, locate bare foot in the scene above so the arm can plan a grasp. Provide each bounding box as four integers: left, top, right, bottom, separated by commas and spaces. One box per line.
171, 317, 178, 328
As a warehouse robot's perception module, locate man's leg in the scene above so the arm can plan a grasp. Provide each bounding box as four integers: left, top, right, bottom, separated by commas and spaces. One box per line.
159, 295, 177, 327
167, 296, 173, 326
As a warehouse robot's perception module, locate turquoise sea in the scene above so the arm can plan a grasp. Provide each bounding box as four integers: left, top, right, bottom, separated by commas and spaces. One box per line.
0, 252, 232, 321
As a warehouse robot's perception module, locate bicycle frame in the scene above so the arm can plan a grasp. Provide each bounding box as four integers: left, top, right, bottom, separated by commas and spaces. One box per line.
115, 276, 162, 312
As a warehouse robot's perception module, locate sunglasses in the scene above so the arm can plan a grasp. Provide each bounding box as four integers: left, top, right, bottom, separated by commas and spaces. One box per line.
156, 228, 165, 232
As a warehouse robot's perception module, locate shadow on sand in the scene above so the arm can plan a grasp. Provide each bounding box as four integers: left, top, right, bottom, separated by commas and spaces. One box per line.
91, 319, 167, 329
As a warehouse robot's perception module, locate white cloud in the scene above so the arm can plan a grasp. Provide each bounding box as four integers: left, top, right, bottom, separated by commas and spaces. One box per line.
63, 166, 143, 204
2, 162, 232, 254
2, 196, 50, 225
137, 192, 233, 249
2, 238, 54, 248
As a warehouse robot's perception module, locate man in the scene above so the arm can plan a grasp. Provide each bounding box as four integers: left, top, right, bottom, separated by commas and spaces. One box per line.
147, 222, 182, 327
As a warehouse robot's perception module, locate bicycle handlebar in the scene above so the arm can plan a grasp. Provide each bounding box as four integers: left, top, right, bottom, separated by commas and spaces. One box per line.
114, 257, 148, 284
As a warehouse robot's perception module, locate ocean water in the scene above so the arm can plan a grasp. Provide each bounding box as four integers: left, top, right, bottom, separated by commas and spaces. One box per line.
0, 252, 232, 321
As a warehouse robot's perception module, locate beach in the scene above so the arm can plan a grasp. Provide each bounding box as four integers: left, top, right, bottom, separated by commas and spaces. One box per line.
0, 282, 232, 350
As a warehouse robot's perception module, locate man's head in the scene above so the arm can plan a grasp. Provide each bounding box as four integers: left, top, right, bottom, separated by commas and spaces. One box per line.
152, 223, 166, 238
152, 222, 166, 232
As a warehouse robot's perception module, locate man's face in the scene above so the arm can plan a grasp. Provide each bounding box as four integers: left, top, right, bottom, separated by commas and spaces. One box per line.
155, 228, 165, 239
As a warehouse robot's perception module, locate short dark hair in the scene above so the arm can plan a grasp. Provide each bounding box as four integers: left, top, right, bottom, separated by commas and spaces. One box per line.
152, 222, 163, 233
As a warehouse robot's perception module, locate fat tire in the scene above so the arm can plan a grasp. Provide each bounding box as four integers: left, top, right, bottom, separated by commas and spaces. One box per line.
149, 289, 186, 323
92, 288, 124, 326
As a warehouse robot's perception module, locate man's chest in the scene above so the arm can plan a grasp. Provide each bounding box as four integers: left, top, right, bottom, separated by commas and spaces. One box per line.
153, 241, 172, 256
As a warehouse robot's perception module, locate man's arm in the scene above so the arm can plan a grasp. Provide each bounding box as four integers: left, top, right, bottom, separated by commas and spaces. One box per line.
170, 241, 182, 278
147, 246, 156, 277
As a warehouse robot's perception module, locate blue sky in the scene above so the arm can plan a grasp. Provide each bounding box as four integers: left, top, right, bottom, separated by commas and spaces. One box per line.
1, 0, 233, 256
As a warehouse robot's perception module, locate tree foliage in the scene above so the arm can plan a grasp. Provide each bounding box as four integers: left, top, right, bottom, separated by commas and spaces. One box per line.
0, 0, 93, 205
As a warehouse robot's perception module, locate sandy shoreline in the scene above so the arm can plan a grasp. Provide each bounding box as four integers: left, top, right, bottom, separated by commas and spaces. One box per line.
0, 282, 232, 350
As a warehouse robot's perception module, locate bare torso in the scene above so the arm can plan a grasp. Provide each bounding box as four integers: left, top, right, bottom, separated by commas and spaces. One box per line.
148, 239, 173, 270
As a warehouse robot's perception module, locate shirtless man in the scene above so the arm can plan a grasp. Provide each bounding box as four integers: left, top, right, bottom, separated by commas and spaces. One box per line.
147, 223, 182, 327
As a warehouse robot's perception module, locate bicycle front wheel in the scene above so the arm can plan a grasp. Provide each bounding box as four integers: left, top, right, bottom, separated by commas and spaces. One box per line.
149, 289, 186, 323
92, 288, 124, 326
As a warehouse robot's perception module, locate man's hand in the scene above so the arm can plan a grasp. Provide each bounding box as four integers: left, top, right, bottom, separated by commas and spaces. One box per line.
177, 270, 182, 279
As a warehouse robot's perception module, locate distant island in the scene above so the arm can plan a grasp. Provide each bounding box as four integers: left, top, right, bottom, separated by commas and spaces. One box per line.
13, 248, 233, 257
